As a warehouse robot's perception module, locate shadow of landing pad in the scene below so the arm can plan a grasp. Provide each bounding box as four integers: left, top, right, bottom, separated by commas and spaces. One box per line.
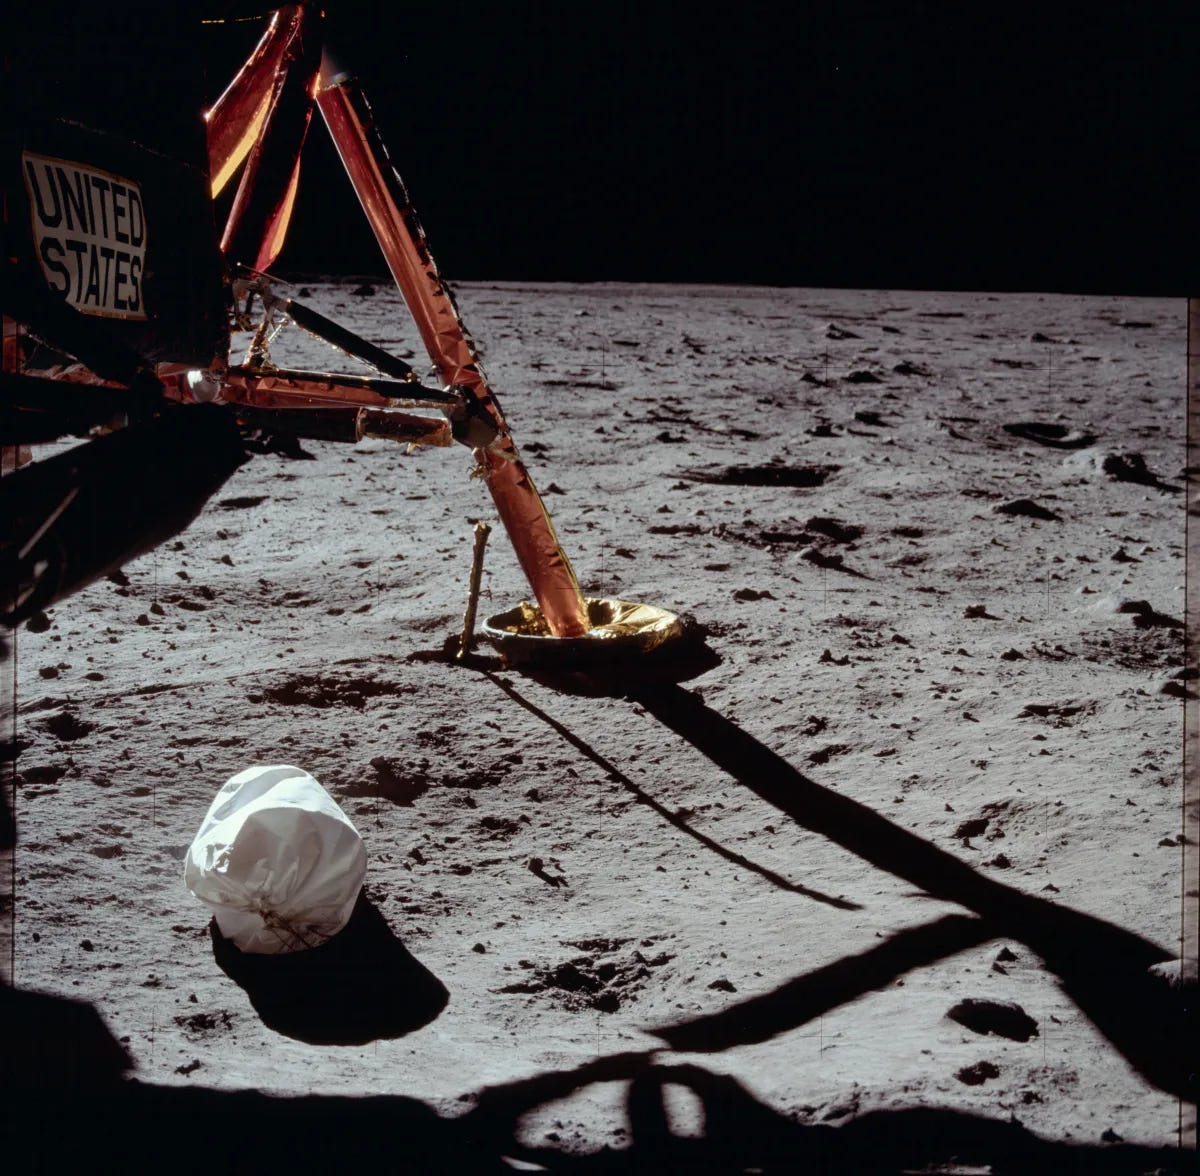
476, 657, 1192, 1106
631, 684, 1193, 1103
484, 670, 858, 911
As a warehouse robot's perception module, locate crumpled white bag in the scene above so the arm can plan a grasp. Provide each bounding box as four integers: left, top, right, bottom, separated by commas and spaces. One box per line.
184, 765, 367, 954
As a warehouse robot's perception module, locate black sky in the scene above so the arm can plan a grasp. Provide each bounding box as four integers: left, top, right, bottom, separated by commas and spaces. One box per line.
203, 2, 1192, 293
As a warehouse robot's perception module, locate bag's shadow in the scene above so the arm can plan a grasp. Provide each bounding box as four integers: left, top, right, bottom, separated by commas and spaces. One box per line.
210, 893, 448, 1045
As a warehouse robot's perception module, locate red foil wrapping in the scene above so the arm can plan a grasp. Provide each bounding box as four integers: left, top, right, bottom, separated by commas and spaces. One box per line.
219, 8, 322, 271
205, 6, 305, 197
317, 75, 589, 637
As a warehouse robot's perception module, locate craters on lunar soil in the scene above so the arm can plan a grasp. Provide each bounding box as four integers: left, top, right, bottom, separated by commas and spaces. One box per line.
1078, 626, 1183, 673
38, 710, 96, 741
714, 514, 864, 552
1016, 701, 1098, 727
680, 463, 839, 488
174, 1009, 235, 1038
993, 498, 1060, 522
948, 799, 1041, 850
8, 288, 1185, 1145
340, 757, 435, 807
956, 1060, 1002, 1086
1003, 422, 1097, 449
1027, 601, 1183, 673
247, 672, 415, 709
818, 612, 909, 652
334, 756, 508, 808
947, 998, 1040, 1042
494, 937, 676, 1013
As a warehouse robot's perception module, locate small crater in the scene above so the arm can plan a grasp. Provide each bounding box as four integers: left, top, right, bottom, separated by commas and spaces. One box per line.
479, 815, 523, 840
809, 743, 851, 765
39, 711, 96, 741
948, 999, 1039, 1041
1101, 452, 1175, 491
174, 1010, 234, 1038
1003, 422, 1096, 449
253, 673, 413, 710
341, 758, 433, 807
957, 1061, 1001, 1086
495, 941, 663, 1012
682, 464, 839, 488
1018, 701, 1095, 727
994, 499, 1060, 522
806, 517, 864, 544
20, 764, 66, 785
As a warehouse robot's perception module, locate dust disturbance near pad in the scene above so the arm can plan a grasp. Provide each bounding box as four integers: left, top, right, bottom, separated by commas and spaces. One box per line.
482, 596, 684, 669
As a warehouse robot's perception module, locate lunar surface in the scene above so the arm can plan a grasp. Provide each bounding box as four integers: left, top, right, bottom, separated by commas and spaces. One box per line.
4, 280, 1192, 1170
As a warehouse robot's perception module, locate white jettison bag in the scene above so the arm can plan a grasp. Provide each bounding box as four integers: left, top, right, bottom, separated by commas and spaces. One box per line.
185, 765, 367, 954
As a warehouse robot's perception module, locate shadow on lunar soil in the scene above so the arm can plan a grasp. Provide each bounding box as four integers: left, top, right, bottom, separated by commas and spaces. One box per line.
480, 651, 1192, 1105
210, 893, 448, 1045
3, 653, 1192, 1172
633, 685, 1193, 1103
5, 1039, 1191, 1175
482, 671, 858, 911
